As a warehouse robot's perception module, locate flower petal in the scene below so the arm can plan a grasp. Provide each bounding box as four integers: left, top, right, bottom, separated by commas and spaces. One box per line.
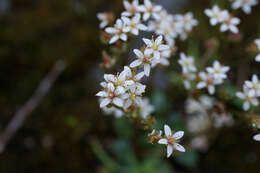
158, 138, 168, 145
167, 145, 173, 158
100, 98, 111, 108
113, 97, 124, 107
164, 124, 172, 137
174, 143, 186, 152
130, 59, 142, 68
173, 131, 184, 140
253, 134, 260, 141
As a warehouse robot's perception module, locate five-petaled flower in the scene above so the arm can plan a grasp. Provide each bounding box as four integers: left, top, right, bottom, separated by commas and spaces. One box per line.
105, 19, 128, 44
158, 125, 185, 158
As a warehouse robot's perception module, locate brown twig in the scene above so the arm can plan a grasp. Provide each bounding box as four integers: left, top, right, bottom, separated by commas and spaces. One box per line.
0, 60, 66, 153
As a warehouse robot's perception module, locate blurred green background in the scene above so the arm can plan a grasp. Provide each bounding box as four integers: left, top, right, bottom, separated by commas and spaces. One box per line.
0, 0, 260, 172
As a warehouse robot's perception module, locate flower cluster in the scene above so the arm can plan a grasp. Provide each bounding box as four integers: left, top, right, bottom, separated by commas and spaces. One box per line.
236, 74, 260, 111
97, 0, 198, 45
149, 125, 185, 158
148, 10, 198, 44
96, 35, 170, 119
231, 0, 258, 14
255, 39, 260, 62
178, 53, 230, 95
197, 61, 230, 95
205, 5, 240, 34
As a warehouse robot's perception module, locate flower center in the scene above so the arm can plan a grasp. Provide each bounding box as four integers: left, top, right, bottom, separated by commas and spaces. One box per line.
168, 137, 175, 145
130, 92, 136, 99
143, 57, 150, 63
109, 91, 115, 99
253, 84, 259, 90
152, 43, 158, 50
130, 22, 137, 28
206, 78, 213, 85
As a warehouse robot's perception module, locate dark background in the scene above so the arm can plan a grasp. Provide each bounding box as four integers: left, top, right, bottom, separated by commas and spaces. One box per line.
0, 0, 260, 172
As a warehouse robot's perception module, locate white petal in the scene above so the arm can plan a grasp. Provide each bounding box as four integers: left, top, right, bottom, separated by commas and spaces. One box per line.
113, 97, 124, 107
208, 85, 215, 95
167, 145, 173, 158
197, 82, 206, 89
120, 34, 128, 41
236, 92, 245, 99
100, 21, 108, 28
144, 64, 151, 76
115, 86, 125, 95
230, 26, 238, 34
155, 35, 163, 45
133, 49, 144, 58
124, 99, 132, 109
105, 27, 117, 34
143, 13, 150, 21
135, 72, 145, 80
143, 38, 153, 47
255, 54, 260, 62
130, 59, 142, 68
96, 91, 108, 97
243, 101, 250, 111
121, 16, 131, 24
109, 35, 119, 44
158, 138, 168, 145
164, 125, 172, 137
158, 44, 170, 51
173, 131, 184, 140
220, 24, 228, 32
253, 134, 260, 141
251, 98, 259, 106
137, 24, 147, 31
131, 28, 139, 35
153, 51, 160, 59
100, 98, 111, 108
174, 143, 185, 152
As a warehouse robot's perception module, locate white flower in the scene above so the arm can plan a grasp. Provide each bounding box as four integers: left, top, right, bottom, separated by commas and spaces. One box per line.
158, 125, 185, 158
121, 66, 145, 88
122, 0, 142, 16
236, 88, 259, 111
105, 19, 128, 44
220, 15, 240, 34
138, 0, 162, 21
178, 52, 197, 73
254, 39, 260, 62
197, 72, 217, 95
97, 12, 112, 28
130, 48, 158, 76
138, 98, 154, 119
96, 82, 125, 108
231, 0, 258, 14
143, 35, 170, 59
121, 14, 147, 35
204, 5, 229, 26
178, 12, 198, 32
123, 83, 146, 108
244, 74, 260, 96
206, 60, 230, 82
